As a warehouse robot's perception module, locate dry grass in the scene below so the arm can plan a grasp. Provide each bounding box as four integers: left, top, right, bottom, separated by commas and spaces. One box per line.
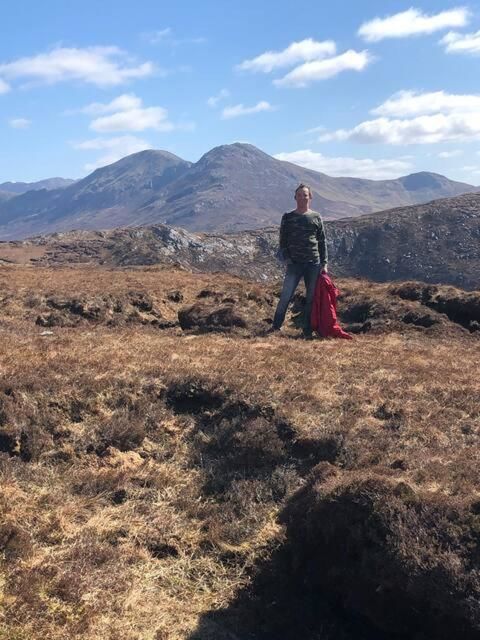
0, 265, 479, 639
0, 243, 47, 264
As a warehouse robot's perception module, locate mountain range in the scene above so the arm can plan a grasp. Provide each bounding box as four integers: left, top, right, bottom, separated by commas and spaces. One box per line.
0, 143, 477, 240
0, 177, 75, 195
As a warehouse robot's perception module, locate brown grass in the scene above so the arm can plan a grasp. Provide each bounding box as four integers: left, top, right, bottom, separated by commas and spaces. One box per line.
0, 265, 479, 639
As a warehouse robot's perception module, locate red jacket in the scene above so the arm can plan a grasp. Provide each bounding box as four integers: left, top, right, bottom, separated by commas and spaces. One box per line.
311, 273, 353, 340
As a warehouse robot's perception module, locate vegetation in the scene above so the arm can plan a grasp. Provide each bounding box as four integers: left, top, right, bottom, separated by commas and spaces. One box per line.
0, 265, 479, 639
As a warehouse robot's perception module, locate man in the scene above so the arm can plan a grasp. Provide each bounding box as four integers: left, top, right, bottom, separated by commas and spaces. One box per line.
270, 183, 328, 338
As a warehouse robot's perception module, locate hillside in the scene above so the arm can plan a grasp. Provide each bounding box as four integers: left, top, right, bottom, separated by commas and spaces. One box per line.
0, 191, 14, 203
0, 144, 476, 239
0, 263, 479, 640
329, 192, 480, 290
2, 192, 480, 290
0, 150, 191, 239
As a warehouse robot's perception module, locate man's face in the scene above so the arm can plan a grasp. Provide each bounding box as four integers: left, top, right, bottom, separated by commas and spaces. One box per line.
295, 187, 311, 208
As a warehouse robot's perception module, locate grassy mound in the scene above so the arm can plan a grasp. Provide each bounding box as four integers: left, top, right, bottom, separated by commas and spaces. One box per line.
283, 471, 480, 638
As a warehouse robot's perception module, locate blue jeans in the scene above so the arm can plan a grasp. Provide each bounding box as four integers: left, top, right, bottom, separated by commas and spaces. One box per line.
273, 262, 321, 333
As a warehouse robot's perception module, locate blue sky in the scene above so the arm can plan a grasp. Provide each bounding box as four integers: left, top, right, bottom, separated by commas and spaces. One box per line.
1, 0, 480, 184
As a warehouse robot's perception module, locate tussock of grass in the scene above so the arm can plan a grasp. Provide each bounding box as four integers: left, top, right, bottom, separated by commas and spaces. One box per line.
283, 471, 480, 639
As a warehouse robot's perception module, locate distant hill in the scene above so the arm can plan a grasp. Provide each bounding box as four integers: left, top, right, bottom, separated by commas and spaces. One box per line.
0, 190, 14, 203
0, 143, 476, 240
0, 177, 75, 194
3, 192, 479, 290
0, 150, 191, 240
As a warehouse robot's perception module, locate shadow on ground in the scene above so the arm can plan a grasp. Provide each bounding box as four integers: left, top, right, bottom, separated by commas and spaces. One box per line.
186, 523, 391, 640
187, 466, 480, 640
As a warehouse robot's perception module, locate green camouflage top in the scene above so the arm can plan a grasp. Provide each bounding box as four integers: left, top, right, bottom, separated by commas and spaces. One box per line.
279, 210, 328, 266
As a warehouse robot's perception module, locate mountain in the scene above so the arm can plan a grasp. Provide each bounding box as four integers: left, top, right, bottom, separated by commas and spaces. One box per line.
136, 144, 476, 231
0, 150, 191, 239
0, 177, 75, 194
0, 190, 14, 203
0, 143, 476, 240
3, 192, 479, 290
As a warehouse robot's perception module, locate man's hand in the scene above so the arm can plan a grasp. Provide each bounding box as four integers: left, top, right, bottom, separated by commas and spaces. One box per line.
321, 265, 328, 274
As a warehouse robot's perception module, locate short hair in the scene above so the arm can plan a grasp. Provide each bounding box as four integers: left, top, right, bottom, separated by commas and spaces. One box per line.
295, 183, 312, 197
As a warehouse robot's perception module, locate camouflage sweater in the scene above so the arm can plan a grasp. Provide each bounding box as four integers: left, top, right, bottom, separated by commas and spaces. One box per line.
279, 210, 328, 266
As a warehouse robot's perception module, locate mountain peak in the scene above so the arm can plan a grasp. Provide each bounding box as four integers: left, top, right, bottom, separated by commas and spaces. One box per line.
82, 149, 191, 187
399, 171, 469, 192
198, 142, 269, 162
98, 149, 187, 171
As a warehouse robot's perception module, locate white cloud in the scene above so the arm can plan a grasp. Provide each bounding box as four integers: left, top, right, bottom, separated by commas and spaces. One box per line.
274, 149, 413, 180
73, 135, 153, 171
303, 125, 326, 135
0, 79, 10, 94
91, 106, 174, 132
142, 28, 206, 46
322, 89, 480, 145
237, 38, 336, 73
320, 113, 480, 145
0, 46, 154, 88
207, 89, 230, 107
144, 28, 172, 44
358, 7, 470, 42
438, 149, 463, 158
83, 94, 190, 133
274, 50, 372, 88
79, 93, 143, 115
9, 118, 31, 129
441, 29, 480, 54
460, 165, 480, 177
72, 93, 194, 134
372, 90, 480, 117
221, 101, 275, 119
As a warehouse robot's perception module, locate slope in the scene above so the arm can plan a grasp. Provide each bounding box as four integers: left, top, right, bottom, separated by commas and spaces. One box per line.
0, 150, 191, 239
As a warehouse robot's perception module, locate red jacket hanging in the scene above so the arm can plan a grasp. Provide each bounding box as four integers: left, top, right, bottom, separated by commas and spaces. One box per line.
311, 273, 353, 340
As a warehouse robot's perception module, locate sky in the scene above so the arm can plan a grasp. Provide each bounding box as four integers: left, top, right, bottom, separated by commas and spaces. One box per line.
1, 0, 480, 184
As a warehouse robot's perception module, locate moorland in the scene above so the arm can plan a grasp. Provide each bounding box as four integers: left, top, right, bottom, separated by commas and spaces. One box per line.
0, 264, 479, 639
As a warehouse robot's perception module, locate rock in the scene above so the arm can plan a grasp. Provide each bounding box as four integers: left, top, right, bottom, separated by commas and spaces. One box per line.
167, 290, 183, 303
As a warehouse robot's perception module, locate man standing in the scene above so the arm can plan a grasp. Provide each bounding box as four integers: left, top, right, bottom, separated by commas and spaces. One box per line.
271, 183, 328, 338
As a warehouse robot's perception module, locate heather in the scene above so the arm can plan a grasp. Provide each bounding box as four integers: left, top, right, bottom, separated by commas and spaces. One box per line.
0, 265, 479, 639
